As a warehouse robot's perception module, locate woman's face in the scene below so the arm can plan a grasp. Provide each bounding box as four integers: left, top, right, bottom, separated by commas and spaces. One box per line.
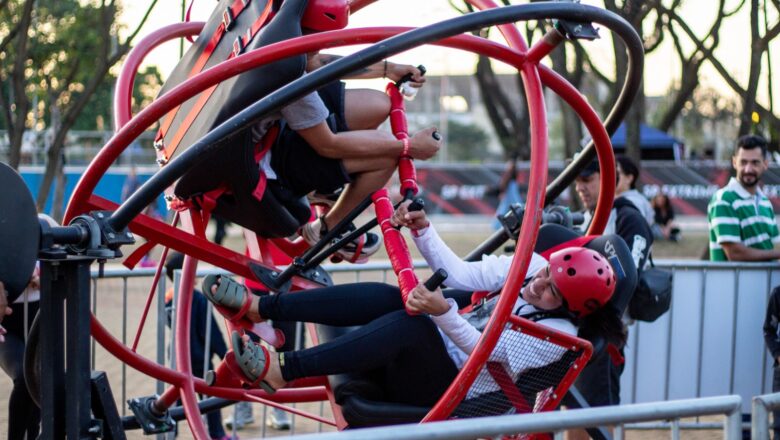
522, 265, 564, 310
616, 164, 632, 194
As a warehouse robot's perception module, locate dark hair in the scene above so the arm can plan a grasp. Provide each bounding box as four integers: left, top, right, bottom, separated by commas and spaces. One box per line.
615, 155, 640, 189
577, 306, 627, 349
164, 252, 185, 282
736, 135, 768, 157
652, 193, 671, 211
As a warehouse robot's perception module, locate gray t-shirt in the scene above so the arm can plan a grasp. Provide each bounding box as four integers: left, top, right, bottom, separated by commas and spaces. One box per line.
251, 90, 329, 180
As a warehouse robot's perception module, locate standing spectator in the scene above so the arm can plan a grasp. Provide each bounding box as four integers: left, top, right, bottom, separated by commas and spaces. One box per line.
708, 135, 780, 261
0, 267, 40, 439
491, 153, 524, 230
615, 155, 654, 227
568, 159, 653, 440
651, 193, 681, 242
763, 285, 780, 439
0, 281, 9, 343
163, 253, 234, 440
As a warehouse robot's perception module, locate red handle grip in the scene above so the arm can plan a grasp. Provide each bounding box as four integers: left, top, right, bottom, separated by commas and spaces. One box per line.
371, 188, 418, 314
386, 83, 418, 198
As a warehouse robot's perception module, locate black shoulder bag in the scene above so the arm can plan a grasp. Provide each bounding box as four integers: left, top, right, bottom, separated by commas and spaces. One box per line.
629, 254, 672, 322
612, 197, 673, 322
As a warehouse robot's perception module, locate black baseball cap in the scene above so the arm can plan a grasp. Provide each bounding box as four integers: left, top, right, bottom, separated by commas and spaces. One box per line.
578, 160, 600, 177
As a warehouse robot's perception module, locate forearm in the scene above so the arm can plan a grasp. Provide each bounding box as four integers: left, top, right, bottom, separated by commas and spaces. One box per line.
722, 242, 780, 261
307, 53, 385, 79
430, 298, 480, 354
412, 225, 509, 291
304, 127, 403, 159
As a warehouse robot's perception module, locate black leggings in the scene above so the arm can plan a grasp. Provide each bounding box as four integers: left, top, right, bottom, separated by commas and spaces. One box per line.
257, 283, 464, 406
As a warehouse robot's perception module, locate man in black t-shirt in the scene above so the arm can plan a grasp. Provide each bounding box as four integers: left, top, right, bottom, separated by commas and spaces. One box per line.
568, 159, 653, 439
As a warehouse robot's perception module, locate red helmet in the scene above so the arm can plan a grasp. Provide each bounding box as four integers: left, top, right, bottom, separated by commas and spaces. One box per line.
302, 0, 349, 31
549, 247, 616, 317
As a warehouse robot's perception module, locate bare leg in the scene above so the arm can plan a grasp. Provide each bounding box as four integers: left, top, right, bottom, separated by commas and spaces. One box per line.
318, 89, 395, 228
344, 89, 390, 130
322, 156, 396, 229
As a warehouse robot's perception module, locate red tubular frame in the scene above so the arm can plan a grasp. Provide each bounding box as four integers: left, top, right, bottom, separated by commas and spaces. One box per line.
114, 22, 205, 129
76, 20, 616, 429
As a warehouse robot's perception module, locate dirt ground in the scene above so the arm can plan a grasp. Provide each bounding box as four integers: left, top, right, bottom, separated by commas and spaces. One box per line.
0, 221, 725, 439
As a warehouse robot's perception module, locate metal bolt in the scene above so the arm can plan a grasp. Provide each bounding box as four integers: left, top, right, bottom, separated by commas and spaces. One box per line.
314, 271, 319, 277
164, 195, 174, 201
156, 158, 168, 166
108, 232, 115, 239
96, 212, 104, 219
148, 423, 155, 430
126, 232, 133, 238
573, 25, 582, 33
271, 272, 278, 278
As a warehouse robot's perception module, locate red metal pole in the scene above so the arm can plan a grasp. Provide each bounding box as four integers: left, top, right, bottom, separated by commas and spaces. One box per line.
114, 22, 204, 129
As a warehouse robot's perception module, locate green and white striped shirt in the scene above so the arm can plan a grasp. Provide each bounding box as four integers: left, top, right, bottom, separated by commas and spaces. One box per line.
708, 177, 780, 261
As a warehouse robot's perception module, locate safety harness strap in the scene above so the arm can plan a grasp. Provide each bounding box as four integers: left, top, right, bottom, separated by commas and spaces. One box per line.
155, 0, 272, 163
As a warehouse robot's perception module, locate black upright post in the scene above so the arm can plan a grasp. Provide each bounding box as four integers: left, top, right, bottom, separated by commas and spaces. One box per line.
39, 257, 96, 439
40, 259, 66, 439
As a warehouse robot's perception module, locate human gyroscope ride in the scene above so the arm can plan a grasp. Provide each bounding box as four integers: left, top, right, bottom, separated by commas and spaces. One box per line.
0, 0, 645, 438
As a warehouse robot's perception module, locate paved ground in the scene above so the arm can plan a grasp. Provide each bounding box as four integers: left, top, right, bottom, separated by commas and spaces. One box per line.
0, 218, 727, 439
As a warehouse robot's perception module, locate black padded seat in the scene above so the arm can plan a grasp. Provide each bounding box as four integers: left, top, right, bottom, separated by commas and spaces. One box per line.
162, 0, 313, 238
315, 225, 638, 427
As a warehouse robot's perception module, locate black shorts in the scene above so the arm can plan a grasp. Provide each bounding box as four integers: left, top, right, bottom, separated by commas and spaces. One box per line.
271, 80, 351, 197
574, 348, 623, 407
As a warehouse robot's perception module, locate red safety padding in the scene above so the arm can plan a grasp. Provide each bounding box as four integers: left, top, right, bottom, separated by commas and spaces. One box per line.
371, 188, 418, 313
386, 83, 418, 197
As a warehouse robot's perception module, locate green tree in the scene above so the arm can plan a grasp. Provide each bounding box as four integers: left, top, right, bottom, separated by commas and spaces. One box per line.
0, 0, 158, 218
445, 118, 491, 162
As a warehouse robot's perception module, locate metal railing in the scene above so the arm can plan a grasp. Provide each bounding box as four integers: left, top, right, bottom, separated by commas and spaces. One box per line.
279, 395, 744, 440
753, 392, 780, 439
77, 260, 780, 437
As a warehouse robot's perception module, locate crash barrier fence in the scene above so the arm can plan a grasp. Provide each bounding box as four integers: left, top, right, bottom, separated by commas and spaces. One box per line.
10, 259, 780, 437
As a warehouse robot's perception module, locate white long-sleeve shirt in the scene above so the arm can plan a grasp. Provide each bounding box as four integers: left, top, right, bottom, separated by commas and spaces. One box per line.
411, 225, 576, 399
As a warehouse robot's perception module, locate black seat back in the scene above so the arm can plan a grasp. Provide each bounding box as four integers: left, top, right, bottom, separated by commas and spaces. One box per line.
157, 0, 312, 237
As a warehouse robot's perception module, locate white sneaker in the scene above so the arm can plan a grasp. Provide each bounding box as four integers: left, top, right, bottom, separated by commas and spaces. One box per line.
224, 401, 254, 431
300, 218, 382, 264
267, 407, 291, 430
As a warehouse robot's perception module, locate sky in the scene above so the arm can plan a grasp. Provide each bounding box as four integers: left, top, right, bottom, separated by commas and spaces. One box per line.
120, 0, 779, 113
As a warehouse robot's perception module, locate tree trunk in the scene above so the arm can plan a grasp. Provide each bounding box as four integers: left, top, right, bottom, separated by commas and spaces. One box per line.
36, 105, 62, 212
739, 0, 763, 135
4, 0, 35, 170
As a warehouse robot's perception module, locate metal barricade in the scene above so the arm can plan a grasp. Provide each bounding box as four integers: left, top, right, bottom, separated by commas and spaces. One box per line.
61, 259, 780, 436
280, 395, 744, 440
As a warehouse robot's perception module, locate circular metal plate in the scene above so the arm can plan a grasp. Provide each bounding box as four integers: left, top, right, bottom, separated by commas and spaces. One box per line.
0, 162, 39, 302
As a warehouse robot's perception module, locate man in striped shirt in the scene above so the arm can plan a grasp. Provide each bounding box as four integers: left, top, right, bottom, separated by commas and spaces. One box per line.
708, 135, 780, 261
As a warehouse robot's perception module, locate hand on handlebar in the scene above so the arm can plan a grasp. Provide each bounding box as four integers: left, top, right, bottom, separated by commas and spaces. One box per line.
405, 283, 449, 316
408, 127, 441, 160
391, 200, 430, 231
387, 63, 426, 87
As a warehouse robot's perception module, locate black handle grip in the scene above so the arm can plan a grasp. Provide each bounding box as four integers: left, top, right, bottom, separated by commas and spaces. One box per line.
424, 268, 448, 291
408, 198, 425, 212
432, 131, 441, 141
395, 64, 426, 87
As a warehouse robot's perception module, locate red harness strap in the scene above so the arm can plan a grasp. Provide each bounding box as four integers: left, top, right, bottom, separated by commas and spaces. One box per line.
251, 123, 279, 202
155, 0, 273, 164
486, 362, 533, 414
